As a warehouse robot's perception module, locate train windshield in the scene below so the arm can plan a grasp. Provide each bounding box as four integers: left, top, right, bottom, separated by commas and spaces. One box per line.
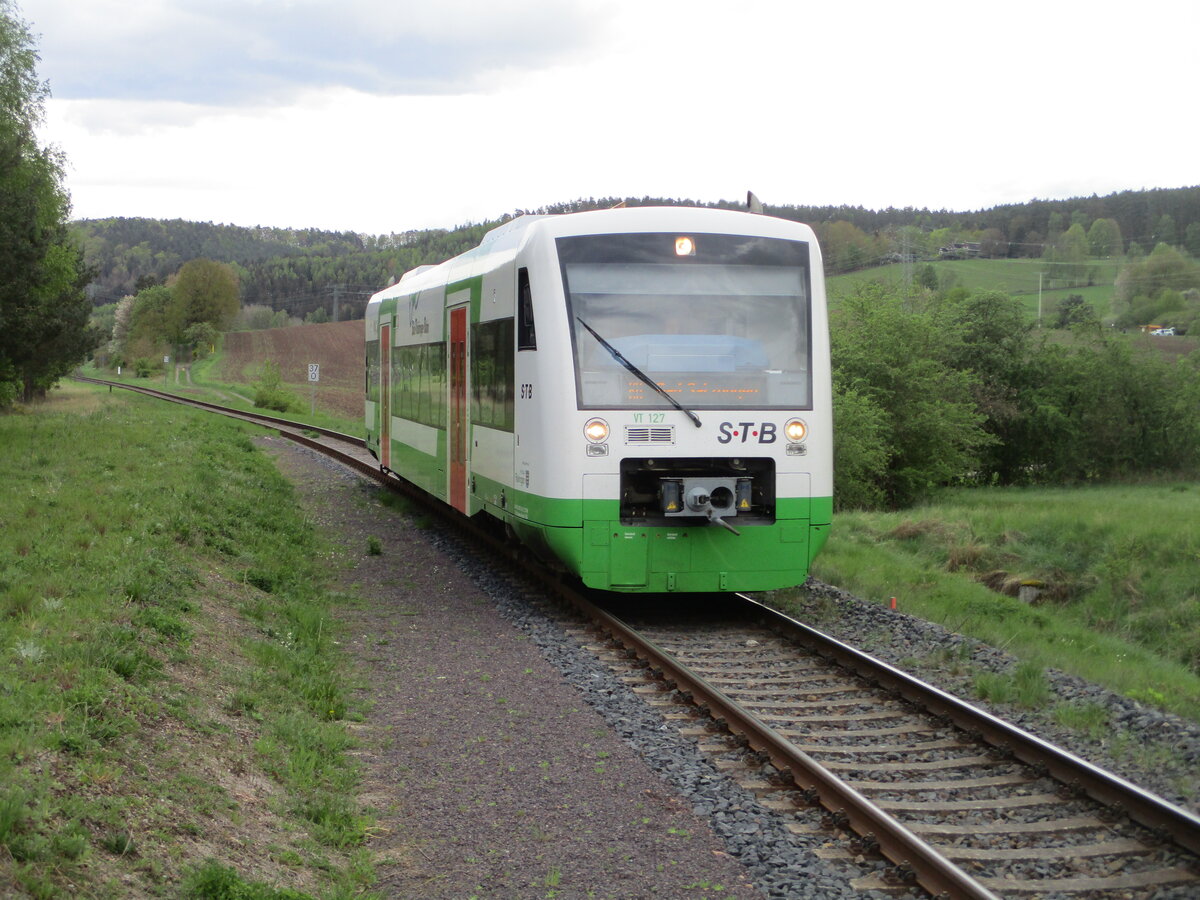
558, 232, 812, 410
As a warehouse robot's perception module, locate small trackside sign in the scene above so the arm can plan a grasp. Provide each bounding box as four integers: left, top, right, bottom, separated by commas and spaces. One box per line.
308, 364, 320, 382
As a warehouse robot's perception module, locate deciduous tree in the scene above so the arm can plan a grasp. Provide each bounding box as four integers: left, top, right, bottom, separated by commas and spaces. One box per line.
1086, 218, 1123, 258
831, 283, 991, 507
173, 257, 240, 331
1114, 243, 1199, 308
0, 0, 95, 404
1043, 223, 1091, 287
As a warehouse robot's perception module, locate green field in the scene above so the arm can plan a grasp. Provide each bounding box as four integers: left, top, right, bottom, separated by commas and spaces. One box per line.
0, 384, 371, 899
80, 355, 365, 437
829, 257, 1124, 323
773, 481, 1200, 721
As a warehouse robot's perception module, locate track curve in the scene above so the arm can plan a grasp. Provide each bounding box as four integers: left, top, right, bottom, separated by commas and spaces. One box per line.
80, 373, 1200, 898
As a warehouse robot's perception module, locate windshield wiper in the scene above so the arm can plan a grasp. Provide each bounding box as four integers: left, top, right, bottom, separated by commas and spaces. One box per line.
576, 317, 702, 428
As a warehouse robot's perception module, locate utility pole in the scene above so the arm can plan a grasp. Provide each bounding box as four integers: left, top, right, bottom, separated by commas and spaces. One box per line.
1038, 272, 1044, 327
902, 230, 913, 291
332, 284, 341, 323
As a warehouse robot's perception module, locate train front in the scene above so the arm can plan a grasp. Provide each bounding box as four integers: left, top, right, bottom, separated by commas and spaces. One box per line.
515, 208, 831, 593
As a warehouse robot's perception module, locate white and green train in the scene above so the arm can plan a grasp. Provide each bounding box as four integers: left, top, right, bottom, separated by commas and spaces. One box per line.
365, 206, 831, 592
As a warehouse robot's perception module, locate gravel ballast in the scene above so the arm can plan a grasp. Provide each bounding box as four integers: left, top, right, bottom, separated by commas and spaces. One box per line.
262, 438, 1199, 898
780, 580, 1200, 818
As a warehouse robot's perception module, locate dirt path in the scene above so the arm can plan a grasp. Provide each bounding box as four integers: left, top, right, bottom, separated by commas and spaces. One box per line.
260, 438, 759, 899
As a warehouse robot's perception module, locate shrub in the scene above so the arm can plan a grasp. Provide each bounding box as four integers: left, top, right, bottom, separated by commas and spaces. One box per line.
252, 360, 299, 413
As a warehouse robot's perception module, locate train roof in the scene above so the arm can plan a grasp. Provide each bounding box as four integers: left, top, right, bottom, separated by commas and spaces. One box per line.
367, 207, 817, 308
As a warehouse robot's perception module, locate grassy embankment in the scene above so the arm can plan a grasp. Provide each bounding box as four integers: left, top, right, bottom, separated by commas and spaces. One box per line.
79, 353, 364, 438
0, 383, 373, 899
829, 256, 1123, 322
772, 481, 1200, 725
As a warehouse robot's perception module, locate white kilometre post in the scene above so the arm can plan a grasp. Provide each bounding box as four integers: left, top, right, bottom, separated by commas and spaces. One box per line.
308, 363, 319, 415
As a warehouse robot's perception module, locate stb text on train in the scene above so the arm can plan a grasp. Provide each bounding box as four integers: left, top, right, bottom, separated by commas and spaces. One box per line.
365, 206, 831, 592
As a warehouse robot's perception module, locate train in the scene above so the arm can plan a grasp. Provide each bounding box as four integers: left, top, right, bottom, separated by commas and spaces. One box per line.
364, 205, 831, 592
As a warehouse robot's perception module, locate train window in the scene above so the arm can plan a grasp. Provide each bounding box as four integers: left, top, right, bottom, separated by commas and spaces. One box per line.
471, 318, 515, 431
558, 232, 813, 411
392, 342, 447, 428
365, 338, 380, 402
517, 268, 536, 351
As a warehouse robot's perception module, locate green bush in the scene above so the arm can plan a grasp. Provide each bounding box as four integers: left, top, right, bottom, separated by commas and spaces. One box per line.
829, 281, 1200, 509
252, 360, 300, 413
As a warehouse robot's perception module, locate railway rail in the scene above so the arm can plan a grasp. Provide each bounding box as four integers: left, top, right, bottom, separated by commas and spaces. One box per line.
82, 375, 1200, 898
569, 594, 1200, 898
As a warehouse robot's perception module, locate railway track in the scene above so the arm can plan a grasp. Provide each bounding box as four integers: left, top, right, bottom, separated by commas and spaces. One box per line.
569, 595, 1200, 899
82, 375, 1200, 898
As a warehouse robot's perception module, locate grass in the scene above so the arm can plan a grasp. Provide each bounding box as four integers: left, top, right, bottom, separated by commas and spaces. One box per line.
775, 480, 1200, 721
79, 355, 365, 438
828, 256, 1124, 322
0, 382, 373, 898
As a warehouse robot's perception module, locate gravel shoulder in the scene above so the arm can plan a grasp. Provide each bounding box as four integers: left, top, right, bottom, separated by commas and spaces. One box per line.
261, 437, 762, 899
261, 436, 1200, 899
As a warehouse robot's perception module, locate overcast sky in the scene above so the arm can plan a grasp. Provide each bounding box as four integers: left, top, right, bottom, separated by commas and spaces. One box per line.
22, 0, 1199, 235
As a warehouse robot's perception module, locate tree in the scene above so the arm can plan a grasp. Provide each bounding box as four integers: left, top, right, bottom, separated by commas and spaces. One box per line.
0, 0, 96, 404
1086, 218, 1123, 258
183, 321, 219, 359
172, 257, 240, 331
979, 228, 1008, 258
1153, 214, 1177, 248
831, 282, 991, 507
1114, 243, 1199, 308
915, 264, 939, 292
1186, 223, 1200, 259
817, 221, 882, 273
1054, 295, 1099, 329
1043, 223, 1091, 287
125, 284, 181, 355
830, 383, 889, 510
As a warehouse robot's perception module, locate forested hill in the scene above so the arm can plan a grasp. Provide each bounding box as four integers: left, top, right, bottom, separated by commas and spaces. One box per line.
74, 218, 494, 319
75, 185, 1200, 317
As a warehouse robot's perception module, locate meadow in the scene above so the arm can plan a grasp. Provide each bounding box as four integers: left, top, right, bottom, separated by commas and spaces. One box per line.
81, 352, 365, 438
0, 383, 370, 899
828, 256, 1124, 322
776, 481, 1200, 721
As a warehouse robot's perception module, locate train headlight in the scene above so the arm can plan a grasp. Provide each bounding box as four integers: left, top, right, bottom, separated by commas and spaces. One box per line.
583, 417, 610, 443
675, 236, 696, 256
784, 418, 808, 442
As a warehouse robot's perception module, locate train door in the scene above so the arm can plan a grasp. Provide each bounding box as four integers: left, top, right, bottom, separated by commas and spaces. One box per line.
449, 305, 468, 512
380, 321, 391, 470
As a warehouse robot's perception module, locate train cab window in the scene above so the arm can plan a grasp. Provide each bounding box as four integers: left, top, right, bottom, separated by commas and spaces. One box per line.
517, 267, 536, 351
558, 232, 813, 411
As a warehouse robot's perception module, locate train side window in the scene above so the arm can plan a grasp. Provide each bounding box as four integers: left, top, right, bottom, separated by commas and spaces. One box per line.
365, 338, 379, 402
517, 267, 536, 351
471, 318, 515, 431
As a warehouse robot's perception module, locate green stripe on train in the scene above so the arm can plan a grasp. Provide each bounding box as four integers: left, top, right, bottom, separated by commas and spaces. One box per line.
473, 475, 831, 593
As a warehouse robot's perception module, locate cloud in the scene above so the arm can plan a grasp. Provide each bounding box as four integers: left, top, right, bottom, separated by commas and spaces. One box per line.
24, 0, 601, 104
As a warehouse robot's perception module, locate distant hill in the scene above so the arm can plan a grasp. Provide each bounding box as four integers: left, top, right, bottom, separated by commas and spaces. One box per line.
75, 186, 1200, 316
74, 217, 494, 318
